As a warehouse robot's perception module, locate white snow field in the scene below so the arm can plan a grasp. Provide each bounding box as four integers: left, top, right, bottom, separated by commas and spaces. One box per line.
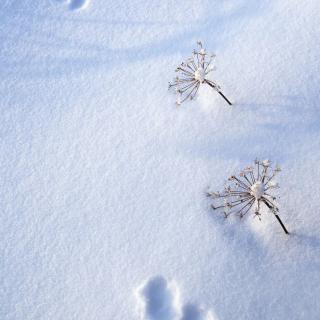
1, 0, 320, 319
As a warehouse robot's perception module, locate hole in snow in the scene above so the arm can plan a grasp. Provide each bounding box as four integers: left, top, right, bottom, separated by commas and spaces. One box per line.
69, 0, 90, 10
181, 303, 215, 320
136, 276, 180, 320
136, 276, 217, 320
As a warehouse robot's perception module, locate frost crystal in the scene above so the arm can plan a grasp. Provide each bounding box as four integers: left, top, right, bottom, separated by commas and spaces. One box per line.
168, 41, 232, 106
207, 159, 289, 234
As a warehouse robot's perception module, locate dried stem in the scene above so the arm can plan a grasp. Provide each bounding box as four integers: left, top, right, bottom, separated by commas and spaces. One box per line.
263, 200, 289, 234
206, 81, 232, 105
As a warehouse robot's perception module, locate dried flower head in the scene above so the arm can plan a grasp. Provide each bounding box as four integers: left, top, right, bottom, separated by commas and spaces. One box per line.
207, 159, 289, 234
168, 41, 232, 106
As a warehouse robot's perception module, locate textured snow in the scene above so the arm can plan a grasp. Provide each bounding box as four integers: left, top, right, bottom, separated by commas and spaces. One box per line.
1, 0, 320, 319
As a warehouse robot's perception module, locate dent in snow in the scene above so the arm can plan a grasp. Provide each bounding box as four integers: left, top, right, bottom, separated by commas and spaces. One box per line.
136, 276, 216, 320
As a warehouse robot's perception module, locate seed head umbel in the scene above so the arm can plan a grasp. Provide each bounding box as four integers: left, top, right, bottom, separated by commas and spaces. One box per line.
168, 41, 232, 106
207, 159, 289, 234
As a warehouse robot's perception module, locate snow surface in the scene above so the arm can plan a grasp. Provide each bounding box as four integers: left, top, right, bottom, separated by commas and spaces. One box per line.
1, 0, 320, 319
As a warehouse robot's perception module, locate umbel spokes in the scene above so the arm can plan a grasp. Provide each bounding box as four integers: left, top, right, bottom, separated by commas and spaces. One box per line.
207, 159, 289, 234
169, 41, 232, 106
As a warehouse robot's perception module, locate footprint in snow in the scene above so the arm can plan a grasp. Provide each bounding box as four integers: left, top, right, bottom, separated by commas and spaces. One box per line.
136, 276, 180, 320
54, 0, 90, 11
181, 303, 215, 320
69, 0, 90, 10
136, 276, 215, 320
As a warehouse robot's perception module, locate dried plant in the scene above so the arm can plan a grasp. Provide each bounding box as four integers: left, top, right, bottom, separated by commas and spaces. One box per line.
207, 159, 289, 234
168, 41, 232, 106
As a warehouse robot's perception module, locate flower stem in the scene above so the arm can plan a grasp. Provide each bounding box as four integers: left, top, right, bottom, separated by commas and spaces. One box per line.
205, 81, 232, 105
263, 200, 289, 234
274, 214, 290, 234
218, 91, 232, 106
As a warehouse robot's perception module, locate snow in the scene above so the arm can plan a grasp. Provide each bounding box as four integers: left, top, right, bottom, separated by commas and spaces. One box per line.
1, 0, 320, 319
194, 68, 205, 83
250, 181, 265, 200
